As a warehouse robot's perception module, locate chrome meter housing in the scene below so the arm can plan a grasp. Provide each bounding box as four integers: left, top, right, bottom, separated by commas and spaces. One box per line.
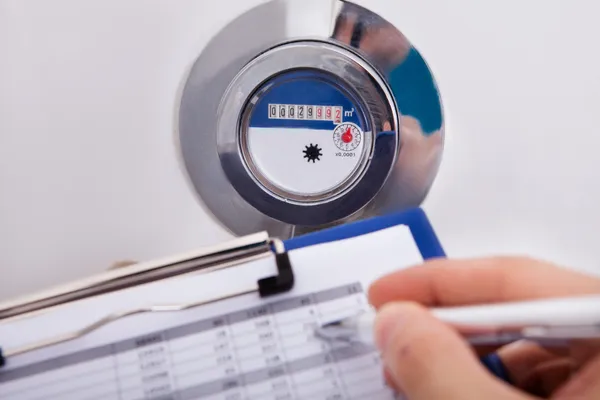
178, 0, 444, 238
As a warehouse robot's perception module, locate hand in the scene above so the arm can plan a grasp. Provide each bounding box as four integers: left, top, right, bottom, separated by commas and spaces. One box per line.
367, 257, 600, 399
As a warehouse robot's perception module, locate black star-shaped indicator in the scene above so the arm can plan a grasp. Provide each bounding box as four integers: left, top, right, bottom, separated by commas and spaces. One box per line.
303, 144, 322, 163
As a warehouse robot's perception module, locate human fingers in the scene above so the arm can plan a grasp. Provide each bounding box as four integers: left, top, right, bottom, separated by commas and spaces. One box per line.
521, 358, 575, 398
497, 341, 572, 394
374, 302, 533, 400
569, 339, 600, 366
368, 256, 600, 308
552, 354, 600, 399
489, 340, 600, 397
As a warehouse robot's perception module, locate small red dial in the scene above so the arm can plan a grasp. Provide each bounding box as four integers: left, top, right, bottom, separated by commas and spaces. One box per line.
333, 123, 362, 151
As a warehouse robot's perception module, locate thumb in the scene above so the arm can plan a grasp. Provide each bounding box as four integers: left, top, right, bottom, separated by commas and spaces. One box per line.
374, 302, 531, 400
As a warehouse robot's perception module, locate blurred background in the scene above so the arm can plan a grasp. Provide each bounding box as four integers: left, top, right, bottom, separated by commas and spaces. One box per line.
1, 0, 599, 302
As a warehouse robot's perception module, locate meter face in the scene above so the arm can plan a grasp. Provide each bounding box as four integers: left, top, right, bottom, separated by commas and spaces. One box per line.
240, 69, 372, 201
178, 0, 444, 235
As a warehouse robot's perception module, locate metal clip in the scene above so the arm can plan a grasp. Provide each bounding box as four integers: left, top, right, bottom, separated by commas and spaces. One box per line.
0, 236, 294, 363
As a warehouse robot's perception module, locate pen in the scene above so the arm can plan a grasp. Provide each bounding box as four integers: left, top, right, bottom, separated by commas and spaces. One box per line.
316, 294, 600, 345
314, 294, 600, 383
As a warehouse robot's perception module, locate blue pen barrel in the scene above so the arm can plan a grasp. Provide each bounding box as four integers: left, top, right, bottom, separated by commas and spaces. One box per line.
481, 353, 512, 384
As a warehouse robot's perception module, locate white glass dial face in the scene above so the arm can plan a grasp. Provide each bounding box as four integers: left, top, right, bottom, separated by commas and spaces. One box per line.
243, 70, 371, 198
332, 123, 362, 152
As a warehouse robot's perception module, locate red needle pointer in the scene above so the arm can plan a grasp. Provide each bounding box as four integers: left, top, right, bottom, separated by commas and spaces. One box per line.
341, 127, 353, 143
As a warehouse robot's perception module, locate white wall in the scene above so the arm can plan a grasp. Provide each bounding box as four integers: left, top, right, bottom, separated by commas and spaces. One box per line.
1, 0, 599, 302
384, 0, 600, 276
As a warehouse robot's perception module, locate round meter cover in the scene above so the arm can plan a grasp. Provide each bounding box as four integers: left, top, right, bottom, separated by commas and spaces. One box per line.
178, 0, 444, 238
240, 69, 372, 201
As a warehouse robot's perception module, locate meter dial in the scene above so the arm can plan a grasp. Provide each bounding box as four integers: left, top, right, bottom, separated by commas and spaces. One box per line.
179, 0, 445, 234
240, 69, 372, 202
333, 123, 362, 152
178, 0, 445, 237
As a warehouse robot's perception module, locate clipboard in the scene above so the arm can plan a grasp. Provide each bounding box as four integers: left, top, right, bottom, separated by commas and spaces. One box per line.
0, 207, 445, 400
284, 208, 444, 258
0, 234, 294, 363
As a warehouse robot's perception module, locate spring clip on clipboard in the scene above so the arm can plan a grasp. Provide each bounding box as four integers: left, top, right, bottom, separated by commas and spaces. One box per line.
0, 233, 294, 367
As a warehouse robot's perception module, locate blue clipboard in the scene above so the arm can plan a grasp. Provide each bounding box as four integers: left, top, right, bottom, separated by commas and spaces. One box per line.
285, 208, 513, 384
284, 207, 445, 260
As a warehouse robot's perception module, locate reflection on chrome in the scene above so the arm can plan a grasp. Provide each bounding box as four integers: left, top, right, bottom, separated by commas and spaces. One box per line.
177, 0, 444, 238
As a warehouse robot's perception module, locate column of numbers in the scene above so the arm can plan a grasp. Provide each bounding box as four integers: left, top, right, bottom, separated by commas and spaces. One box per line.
272, 296, 342, 400
229, 306, 293, 400
317, 284, 393, 399
114, 334, 176, 400
273, 296, 326, 362
169, 318, 242, 396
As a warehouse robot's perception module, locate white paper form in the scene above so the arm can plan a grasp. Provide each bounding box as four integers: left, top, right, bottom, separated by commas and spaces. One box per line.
0, 224, 423, 400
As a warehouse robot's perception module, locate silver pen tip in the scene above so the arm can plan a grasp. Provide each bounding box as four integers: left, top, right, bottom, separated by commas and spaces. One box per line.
320, 320, 344, 328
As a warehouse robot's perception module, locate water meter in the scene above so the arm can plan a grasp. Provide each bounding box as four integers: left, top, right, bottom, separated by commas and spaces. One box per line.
178, 0, 444, 239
